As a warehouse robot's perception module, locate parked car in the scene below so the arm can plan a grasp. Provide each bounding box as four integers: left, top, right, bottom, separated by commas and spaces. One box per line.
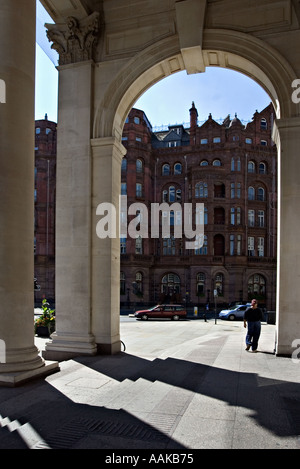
219, 303, 251, 321
134, 304, 187, 321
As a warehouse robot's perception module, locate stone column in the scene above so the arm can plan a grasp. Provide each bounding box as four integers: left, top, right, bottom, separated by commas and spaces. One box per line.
0, 0, 58, 384
91, 137, 126, 354
43, 61, 98, 360
273, 117, 300, 356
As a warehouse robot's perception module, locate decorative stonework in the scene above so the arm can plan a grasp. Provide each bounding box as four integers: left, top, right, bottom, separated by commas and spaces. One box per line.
46, 12, 101, 65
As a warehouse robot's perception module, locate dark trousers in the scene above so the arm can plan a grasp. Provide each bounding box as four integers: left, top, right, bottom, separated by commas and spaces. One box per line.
246, 321, 261, 351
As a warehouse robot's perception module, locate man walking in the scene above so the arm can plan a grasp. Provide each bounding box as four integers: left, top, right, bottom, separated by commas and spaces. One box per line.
244, 299, 263, 352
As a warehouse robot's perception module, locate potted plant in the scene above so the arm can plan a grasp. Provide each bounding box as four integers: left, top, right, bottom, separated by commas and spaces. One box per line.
34, 299, 55, 337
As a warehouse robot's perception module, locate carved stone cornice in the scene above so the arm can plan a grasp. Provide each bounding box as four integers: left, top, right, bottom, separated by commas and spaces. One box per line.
46, 12, 101, 66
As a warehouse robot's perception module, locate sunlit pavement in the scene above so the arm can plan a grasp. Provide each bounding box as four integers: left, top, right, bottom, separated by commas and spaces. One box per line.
0, 317, 299, 449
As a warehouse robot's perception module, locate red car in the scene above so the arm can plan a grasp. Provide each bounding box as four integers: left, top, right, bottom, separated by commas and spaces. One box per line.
134, 304, 187, 321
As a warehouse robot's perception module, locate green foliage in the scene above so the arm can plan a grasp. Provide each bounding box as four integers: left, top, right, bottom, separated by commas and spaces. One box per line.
34, 299, 55, 333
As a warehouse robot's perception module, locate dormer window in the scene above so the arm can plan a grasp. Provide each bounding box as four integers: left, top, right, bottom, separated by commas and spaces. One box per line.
260, 118, 267, 130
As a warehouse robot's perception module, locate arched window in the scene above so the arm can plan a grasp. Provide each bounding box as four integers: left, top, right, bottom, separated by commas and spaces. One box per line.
248, 186, 255, 200
135, 272, 143, 293
248, 161, 255, 173
196, 273, 206, 295
248, 274, 266, 299
136, 159, 143, 173
162, 185, 181, 203
259, 162, 267, 174
195, 182, 208, 198
213, 159, 221, 166
200, 160, 208, 166
257, 187, 265, 201
260, 118, 267, 130
169, 186, 175, 202
174, 163, 182, 174
162, 164, 170, 175
161, 273, 181, 294
215, 273, 224, 296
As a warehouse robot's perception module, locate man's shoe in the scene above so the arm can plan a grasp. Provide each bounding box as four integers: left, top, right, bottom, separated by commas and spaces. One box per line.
245, 345, 251, 351
251, 349, 258, 353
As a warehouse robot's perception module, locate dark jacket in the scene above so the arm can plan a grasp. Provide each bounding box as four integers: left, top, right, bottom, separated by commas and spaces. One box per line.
244, 306, 263, 322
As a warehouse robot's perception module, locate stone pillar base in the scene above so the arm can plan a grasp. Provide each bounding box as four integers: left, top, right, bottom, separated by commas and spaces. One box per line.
42, 332, 98, 361
0, 361, 59, 387
96, 341, 122, 355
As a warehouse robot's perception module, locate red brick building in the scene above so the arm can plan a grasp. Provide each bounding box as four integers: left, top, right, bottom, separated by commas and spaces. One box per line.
34, 116, 56, 304
120, 103, 277, 311
34, 103, 277, 311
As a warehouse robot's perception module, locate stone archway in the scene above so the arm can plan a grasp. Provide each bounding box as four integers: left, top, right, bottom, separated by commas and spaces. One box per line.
40, 5, 300, 360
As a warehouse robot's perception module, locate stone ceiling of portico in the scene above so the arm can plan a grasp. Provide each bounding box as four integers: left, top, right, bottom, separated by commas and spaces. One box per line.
40, 0, 102, 22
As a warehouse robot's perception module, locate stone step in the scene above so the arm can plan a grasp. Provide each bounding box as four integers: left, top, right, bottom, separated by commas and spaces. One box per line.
104, 377, 152, 410
0, 414, 50, 449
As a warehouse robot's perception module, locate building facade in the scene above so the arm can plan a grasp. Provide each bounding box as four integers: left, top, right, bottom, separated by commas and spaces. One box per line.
34, 103, 277, 311
34, 116, 57, 305
120, 103, 277, 311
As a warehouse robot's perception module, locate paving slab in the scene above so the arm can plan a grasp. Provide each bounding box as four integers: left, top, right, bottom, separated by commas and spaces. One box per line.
0, 318, 299, 449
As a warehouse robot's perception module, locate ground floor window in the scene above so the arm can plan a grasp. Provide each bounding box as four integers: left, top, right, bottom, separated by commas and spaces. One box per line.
248, 274, 266, 299
197, 273, 206, 296
161, 273, 181, 295
214, 273, 224, 296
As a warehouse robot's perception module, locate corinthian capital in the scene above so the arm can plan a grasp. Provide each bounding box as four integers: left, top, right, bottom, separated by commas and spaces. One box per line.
46, 12, 101, 65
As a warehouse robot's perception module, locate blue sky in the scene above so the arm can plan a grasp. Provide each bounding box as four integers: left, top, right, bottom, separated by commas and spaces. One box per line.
35, 3, 271, 127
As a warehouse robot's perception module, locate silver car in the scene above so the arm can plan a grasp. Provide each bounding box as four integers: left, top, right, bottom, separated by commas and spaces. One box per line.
219, 303, 251, 321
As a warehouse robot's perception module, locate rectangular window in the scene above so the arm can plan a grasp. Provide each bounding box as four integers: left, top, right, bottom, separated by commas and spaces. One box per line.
201, 138, 208, 144
121, 182, 127, 195
237, 207, 241, 225
135, 237, 143, 254
246, 138, 252, 144
258, 210, 265, 227
258, 237, 264, 257
248, 237, 255, 257
213, 137, 221, 143
231, 208, 235, 225
230, 235, 235, 256
163, 237, 176, 255
231, 183, 235, 199
120, 238, 126, 254
136, 183, 142, 198
248, 209, 255, 227
237, 235, 241, 256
